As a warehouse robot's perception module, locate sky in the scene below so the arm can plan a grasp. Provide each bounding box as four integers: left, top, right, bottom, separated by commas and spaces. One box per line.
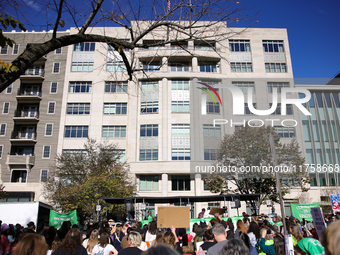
9, 0, 340, 82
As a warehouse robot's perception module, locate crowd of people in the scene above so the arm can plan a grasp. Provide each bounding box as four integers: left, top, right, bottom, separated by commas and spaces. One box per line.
1, 210, 340, 255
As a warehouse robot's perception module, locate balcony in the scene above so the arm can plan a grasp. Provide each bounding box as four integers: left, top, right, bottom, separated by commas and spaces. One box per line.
10, 131, 37, 143
6, 154, 35, 166
20, 67, 45, 80
13, 109, 39, 122
16, 88, 42, 101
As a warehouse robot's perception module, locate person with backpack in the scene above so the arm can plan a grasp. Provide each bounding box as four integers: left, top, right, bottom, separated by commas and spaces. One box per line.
198, 229, 216, 252
193, 226, 205, 252
91, 232, 118, 255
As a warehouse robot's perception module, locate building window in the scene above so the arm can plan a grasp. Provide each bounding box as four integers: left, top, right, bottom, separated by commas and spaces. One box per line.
231, 62, 253, 72
107, 62, 126, 72
171, 80, 189, 90
172, 101, 189, 112
0, 124, 6, 135
69, 82, 92, 93
26, 65, 44, 76
102, 126, 126, 138
206, 102, 220, 114
203, 125, 221, 137
50, 82, 58, 93
45, 124, 53, 136
194, 41, 215, 51
41, 170, 48, 182
12, 44, 19, 54
0, 45, 8, 54
274, 127, 295, 138
169, 63, 190, 72
53, 63, 60, 73
141, 101, 158, 113
140, 149, 158, 161
55, 48, 62, 54
140, 125, 158, 137
73, 42, 95, 51
267, 82, 289, 93
172, 175, 190, 191
233, 82, 255, 93
6, 84, 13, 94
71, 62, 94, 72
118, 150, 126, 162
43, 145, 51, 158
269, 103, 293, 115
0, 145, 3, 158
67, 103, 90, 115
244, 103, 256, 115
263, 40, 284, 52
172, 148, 190, 160
143, 63, 160, 72
103, 103, 127, 115
64, 126, 89, 138
105, 81, 128, 93
204, 149, 218, 160
3, 102, 9, 114
48, 102, 55, 114
62, 149, 87, 157
139, 175, 159, 191
199, 62, 217, 72
141, 81, 159, 91
11, 170, 27, 183
229, 40, 251, 52
265, 63, 287, 73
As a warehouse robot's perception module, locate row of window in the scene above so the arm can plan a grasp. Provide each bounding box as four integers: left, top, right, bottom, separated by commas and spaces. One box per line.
0, 45, 62, 55
139, 175, 191, 191
1, 102, 56, 115
0, 145, 51, 159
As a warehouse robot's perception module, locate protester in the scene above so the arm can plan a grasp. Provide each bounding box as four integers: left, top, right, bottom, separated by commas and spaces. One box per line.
91, 232, 118, 255
47, 238, 62, 255
240, 233, 258, 255
82, 229, 99, 255
226, 218, 235, 240
52, 228, 87, 255
182, 242, 195, 255
1, 223, 10, 253
207, 224, 228, 255
220, 238, 250, 255
198, 209, 205, 218
4, 229, 23, 254
57, 221, 71, 241
112, 224, 124, 251
118, 231, 143, 255
146, 211, 156, 221
162, 228, 183, 254
235, 220, 247, 239
295, 238, 325, 255
193, 226, 205, 251
290, 224, 303, 246
198, 229, 216, 252
247, 222, 260, 248
13, 234, 48, 255
256, 228, 274, 255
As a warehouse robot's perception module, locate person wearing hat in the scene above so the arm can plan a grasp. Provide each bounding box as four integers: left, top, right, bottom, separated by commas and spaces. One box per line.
25, 221, 36, 233
193, 226, 205, 252
294, 238, 325, 255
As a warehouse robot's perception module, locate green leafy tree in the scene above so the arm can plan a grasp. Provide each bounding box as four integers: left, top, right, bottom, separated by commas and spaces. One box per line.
205, 125, 309, 214
44, 138, 134, 223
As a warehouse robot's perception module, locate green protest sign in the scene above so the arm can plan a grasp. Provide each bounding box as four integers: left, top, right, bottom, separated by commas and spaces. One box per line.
49, 210, 77, 229
291, 203, 319, 221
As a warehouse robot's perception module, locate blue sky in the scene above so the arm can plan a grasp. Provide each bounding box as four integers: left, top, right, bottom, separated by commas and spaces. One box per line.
10, 0, 340, 81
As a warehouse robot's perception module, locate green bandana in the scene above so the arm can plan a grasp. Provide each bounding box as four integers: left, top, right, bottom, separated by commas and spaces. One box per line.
297, 238, 325, 255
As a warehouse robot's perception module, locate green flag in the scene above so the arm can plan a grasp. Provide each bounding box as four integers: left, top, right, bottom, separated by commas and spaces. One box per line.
291, 203, 319, 221
49, 210, 77, 229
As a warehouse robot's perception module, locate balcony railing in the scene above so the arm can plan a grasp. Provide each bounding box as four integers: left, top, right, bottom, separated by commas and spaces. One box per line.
6, 155, 35, 166
17, 89, 42, 97
14, 110, 39, 119
11, 131, 37, 141
24, 69, 45, 77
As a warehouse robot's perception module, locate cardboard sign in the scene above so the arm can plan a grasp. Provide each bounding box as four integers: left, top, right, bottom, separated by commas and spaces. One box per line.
209, 207, 227, 215
310, 207, 326, 239
157, 207, 190, 228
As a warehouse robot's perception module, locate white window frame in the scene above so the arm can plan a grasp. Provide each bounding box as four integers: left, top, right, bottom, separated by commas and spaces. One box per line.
52, 62, 60, 73
40, 169, 49, 182
0, 123, 6, 136
55, 48, 62, 54
42, 145, 51, 159
47, 102, 56, 114
12, 44, 19, 55
5, 84, 13, 94
0, 145, 3, 159
50, 82, 58, 94
3, 102, 9, 114
45, 123, 53, 136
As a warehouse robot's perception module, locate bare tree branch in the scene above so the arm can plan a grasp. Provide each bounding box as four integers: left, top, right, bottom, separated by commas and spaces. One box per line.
79, 0, 104, 34
52, 0, 64, 38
